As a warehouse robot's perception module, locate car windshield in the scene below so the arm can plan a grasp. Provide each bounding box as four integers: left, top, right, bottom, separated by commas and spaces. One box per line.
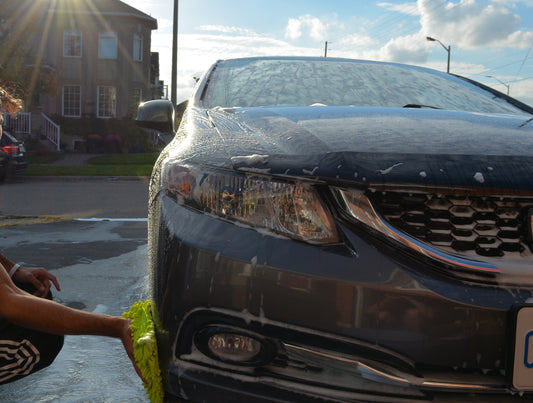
202, 58, 526, 115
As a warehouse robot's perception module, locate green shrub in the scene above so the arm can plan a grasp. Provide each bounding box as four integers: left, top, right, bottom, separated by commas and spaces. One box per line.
52, 115, 156, 153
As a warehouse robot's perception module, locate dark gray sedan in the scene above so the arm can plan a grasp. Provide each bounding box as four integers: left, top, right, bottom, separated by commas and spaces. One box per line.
0, 130, 28, 181
138, 57, 533, 402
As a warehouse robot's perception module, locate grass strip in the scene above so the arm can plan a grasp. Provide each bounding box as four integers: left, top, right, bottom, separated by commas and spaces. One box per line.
23, 165, 154, 176
23, 153, 158, 176
87, 154, 159, 165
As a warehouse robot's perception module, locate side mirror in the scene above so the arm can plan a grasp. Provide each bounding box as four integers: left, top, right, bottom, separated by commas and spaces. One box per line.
136, 100, 175, 133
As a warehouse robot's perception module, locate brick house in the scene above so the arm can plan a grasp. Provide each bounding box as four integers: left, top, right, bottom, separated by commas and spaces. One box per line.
1, 0, 161, 150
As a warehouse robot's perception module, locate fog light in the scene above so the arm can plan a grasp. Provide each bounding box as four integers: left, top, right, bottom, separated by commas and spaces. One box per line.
194, 326, 276, 366
208, 333, 261, 362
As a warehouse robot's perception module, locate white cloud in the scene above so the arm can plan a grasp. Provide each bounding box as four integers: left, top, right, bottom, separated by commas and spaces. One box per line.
198, 25, 258, 36
367, 33, 430, 63
490, 30, 533, 48
490, 0, 533, 7
152, 32, 323, 102
148, 0, 533, 103
285, 18, 303, 41
378, 2, 420, 15
352, 0, 533, 72
156, 18, 173, 31
339, 33, 380, 48
285, 15, 328, 42
419, 0, 533, 49
281, 1, 533, 68
447, 61, 488, 75
510, 78, 533, 106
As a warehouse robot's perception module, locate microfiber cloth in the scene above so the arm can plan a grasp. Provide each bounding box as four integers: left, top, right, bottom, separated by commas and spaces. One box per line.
123, 300, 164, 403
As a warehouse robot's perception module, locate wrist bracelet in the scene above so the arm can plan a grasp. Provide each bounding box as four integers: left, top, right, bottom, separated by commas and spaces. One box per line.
9, 263, 21, 278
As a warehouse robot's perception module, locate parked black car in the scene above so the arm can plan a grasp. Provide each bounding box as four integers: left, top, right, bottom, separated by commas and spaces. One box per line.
138, 57, 533, 402
0, 130, 28, 181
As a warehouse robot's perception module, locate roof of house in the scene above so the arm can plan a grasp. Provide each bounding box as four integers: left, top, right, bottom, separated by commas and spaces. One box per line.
44, 0, 158, 29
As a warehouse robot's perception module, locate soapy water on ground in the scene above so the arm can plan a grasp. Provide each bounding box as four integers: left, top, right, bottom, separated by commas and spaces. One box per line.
1, 245, 150, 402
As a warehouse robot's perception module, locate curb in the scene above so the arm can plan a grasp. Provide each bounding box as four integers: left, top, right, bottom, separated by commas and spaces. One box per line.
0, 216, 68, 228
11, 175, 150, 182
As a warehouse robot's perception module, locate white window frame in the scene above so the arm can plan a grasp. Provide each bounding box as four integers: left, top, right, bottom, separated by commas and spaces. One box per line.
97, 86, 116, 118
62, 85, 81, 117
98, 31, 117, 59
63, 30, 82, 58
133, 34, 143, 62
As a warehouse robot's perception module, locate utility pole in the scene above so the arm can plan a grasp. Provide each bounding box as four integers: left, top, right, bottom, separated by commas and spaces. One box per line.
171, 0, 178, 106
324, 41, 328, 58
486, 75, 510, 95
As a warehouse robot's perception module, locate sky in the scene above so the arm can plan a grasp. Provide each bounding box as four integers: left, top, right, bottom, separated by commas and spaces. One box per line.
121, 0, 533, 106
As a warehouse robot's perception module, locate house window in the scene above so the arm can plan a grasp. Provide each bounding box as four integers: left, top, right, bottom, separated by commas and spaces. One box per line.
98, 32, 117, 59
63, 30, 82, 57
129, 88, 142, 116
133, 34, 143, 62
97, 86, 116, 118
62, 86, 81, 117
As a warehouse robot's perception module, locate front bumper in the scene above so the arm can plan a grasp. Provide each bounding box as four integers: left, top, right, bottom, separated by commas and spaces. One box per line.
151, 192, 533, 402
165, 308, 521, 402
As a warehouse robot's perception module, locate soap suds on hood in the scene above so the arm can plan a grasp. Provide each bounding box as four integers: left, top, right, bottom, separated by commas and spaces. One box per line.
377, 163, 404, 175
303, 166, 319, 175
231, 154, 270, 166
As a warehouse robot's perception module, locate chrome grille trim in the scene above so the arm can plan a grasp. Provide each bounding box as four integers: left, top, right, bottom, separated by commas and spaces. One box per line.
284, 343, 506, 393
367, 192, 533, 259
338, 189, 500, 274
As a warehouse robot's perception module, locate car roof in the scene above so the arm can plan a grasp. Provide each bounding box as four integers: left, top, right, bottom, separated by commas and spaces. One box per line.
213, 56, 439, 74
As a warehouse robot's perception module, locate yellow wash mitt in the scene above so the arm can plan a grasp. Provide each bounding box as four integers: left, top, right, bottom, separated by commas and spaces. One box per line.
123, 300, 164, 403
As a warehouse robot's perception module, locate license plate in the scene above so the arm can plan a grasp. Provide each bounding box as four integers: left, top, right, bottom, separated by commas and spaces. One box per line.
512, 307, 533, 390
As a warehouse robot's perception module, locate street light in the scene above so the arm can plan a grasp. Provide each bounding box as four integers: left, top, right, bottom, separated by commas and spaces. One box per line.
426, 36, 451, 74
486, 75, 510, 95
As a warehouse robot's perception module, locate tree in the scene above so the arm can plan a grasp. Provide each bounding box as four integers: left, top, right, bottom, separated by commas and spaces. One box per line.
0, 0, 60, 108
0, 87, 23, 116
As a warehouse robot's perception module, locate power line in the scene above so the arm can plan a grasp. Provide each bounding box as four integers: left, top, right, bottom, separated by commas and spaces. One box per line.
516, 47, 532, 78
470, 54, 533, 77
507, 75, 533, 84
365, 1, 448, 44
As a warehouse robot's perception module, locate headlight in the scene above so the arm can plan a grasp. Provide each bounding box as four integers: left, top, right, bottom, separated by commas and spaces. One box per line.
162, 163, 339, 244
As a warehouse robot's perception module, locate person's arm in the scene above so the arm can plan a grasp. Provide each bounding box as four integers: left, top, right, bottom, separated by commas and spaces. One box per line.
0, 251, 16, 275
0, 251, 60, 297
0, 262, 144, 382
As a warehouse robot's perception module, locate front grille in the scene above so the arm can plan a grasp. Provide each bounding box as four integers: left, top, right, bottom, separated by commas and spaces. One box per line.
368, 192, 533, 258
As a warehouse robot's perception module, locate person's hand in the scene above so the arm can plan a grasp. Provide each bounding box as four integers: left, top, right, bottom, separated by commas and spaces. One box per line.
12, 266, 61, 297
120, 318, 148, 385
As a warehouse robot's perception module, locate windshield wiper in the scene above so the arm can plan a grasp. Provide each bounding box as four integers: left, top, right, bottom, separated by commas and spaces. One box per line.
403, 104, 441, 109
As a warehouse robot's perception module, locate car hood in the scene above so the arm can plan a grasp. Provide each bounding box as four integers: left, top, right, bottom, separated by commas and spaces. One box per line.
174, 106, 533, 191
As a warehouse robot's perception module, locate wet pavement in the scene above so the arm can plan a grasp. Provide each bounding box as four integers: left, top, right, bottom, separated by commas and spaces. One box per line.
0, 220, 150, 402
0, 178, 149, 220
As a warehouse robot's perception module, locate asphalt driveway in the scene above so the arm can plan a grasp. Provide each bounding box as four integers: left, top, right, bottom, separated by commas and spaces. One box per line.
0, 220, 149, 402
0, 177, 149, 220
